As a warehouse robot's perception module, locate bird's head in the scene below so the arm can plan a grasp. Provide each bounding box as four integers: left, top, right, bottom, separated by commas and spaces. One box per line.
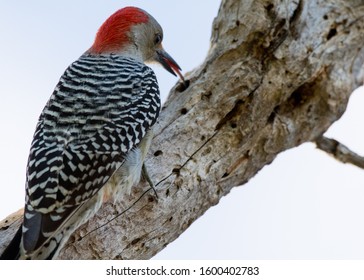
89, 7, 184, 81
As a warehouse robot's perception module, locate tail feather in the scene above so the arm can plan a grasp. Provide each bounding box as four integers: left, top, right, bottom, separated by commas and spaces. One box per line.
0, 225, 22, 260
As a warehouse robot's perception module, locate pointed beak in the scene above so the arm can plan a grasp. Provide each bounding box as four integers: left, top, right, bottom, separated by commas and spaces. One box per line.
156, 48, 185, 84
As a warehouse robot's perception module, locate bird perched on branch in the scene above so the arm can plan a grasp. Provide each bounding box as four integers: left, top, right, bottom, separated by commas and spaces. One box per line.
1, 6, 184, 260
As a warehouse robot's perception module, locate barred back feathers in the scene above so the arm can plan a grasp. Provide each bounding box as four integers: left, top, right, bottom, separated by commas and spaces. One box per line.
22, 54, 160, 258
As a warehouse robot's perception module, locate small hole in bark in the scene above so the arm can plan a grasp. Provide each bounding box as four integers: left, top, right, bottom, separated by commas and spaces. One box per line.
290, 89, 304, 106
323, 14, 328, 20
265, 3, 274, 12
180, 108, 188, 115
131, 237, 141, 245
327, 28, 337, 40
176, 80, 190, 92
154, 150, 163, 157
268, 112, 276, 124
169, 216, 173, 222
222, 172, 229, 178
231, 123, 237, 129
201, 135, 206, 141
236, 20, 240, 26
268, 106, 279, 123
202, 91, 212, 100
165, 189, 170, 196
172, 168, 180, 174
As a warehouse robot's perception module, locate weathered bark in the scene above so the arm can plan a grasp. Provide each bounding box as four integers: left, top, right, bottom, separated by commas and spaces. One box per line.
1, 0, 364, 259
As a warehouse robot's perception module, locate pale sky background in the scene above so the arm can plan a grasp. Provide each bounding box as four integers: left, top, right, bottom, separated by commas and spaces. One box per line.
1, 1, 364, 259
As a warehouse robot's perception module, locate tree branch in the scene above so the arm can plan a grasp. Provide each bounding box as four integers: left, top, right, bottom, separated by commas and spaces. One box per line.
315, 136, 364, 169
1, 0, 364, 259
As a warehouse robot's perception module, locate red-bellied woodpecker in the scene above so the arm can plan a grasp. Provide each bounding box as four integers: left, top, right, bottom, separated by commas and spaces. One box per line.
1, 6, 184, 260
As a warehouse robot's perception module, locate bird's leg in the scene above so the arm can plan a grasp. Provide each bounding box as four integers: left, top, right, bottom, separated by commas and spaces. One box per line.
142, 163, 158, 199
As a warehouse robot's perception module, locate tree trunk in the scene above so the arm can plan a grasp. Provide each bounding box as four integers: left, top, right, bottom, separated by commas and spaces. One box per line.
1, 0, 364, 259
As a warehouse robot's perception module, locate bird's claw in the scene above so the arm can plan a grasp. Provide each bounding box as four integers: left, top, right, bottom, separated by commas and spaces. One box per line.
142, 163, 158, 200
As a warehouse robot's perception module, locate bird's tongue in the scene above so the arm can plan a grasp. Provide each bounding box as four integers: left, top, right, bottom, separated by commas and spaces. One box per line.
157, 49, 185, 83
168, 60, 185, 83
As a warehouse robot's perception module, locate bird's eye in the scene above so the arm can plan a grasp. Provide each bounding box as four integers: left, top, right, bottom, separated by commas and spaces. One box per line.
154, 34, 162, 45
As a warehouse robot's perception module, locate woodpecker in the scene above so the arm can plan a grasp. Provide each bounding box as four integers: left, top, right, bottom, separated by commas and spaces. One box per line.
1, 6, 184, 260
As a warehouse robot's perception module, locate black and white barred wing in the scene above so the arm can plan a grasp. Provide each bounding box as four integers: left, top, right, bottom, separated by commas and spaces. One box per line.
22, 55, 160, 254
